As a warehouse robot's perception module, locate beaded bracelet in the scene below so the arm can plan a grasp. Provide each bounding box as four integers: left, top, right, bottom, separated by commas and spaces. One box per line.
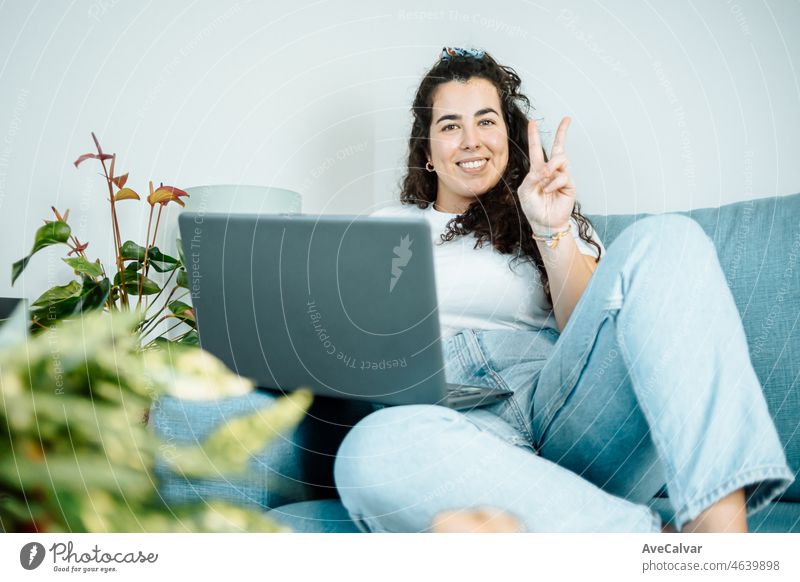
531, 224, 571, 249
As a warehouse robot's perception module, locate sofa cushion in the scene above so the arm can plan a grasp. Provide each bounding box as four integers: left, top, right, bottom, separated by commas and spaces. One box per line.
150, 391, 313, 510
648, 498, 800, 533
589, 193, 800, 501
274, 498, 797, 533
267, 500, 361, 533
150, 391, 375, 511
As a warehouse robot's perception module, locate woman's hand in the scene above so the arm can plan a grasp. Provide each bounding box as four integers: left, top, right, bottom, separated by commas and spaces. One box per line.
517, 116, 577, 233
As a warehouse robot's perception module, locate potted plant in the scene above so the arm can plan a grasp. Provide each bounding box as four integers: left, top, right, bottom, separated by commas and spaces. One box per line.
11, 133, 196, 346
0, 307, 312, 532
2, 134, 313, 532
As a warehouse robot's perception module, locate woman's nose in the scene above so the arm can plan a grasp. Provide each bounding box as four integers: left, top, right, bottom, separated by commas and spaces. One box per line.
460, 125, 481, 150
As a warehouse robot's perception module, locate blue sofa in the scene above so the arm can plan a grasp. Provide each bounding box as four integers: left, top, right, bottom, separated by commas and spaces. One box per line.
151, 193, 800, 532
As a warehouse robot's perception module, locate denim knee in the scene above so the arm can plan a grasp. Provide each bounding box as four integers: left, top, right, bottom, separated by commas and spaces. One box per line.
603, 214, 718, 293
622, 214, 714, 262
334, 405, 459, 514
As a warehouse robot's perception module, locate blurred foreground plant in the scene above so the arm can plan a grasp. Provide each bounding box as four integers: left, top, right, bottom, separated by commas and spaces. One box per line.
11, 133, 195, 346
0, 309, 312, 532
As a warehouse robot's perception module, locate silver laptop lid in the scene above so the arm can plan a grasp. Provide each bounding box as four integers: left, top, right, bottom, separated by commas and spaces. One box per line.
178, 212, 450, 406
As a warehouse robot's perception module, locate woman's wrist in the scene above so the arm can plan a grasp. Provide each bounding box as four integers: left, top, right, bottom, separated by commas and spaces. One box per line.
529, 221, 571, 237
530, 222, 572, 250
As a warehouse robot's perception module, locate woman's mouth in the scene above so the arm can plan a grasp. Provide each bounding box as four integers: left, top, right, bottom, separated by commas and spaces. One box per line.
456, 158, 488, 173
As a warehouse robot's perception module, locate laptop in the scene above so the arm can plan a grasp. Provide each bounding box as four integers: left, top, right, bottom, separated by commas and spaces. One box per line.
178, 212, 513, 410
0, 297, 23, 321
0, 298, 27, 349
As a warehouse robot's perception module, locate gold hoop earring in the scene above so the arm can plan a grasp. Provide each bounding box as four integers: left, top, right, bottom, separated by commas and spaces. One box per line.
425, 161, 435, 172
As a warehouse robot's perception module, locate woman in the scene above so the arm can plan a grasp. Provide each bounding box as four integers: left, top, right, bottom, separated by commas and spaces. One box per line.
333, 47, 793, 532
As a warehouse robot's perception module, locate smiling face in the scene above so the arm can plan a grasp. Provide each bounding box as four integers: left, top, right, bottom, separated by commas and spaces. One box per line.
427, 77, 509, 213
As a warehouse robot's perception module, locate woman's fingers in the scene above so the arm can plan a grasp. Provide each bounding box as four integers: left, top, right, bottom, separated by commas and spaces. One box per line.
551, 116, 571, 157
542, 170, 572, 194
545, 153, 569, 175
527, 118, 546, 172
523, 117, 574, 197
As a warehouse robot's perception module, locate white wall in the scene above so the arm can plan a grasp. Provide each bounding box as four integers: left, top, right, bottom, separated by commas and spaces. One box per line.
2, 0, 799, 301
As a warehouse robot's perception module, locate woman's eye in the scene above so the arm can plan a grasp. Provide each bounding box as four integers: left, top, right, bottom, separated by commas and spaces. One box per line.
442, 119, 494, 131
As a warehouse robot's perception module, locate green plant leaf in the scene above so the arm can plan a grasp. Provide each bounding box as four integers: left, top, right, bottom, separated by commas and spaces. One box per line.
76, 277, 111, 312
29, 280, 83, 325
136, 278, 161, 295
1, 457, 154, 499
113, 270, 160, 295
167, 300, 192, 314
11, 256, 31, 285
31, 280, 82, 309
111, 262, 141, 296
176, 238, 185, 265
168, 300, 195, 326
147, 262, 178, 273
31, 220, 71, 254
11, 221, 71, 284
148, 246, 177, 264
120, 241, 179, 272
146, 247, 179, 272
0, 305, 305, 533
113, 261, 141, 285
120, 241, 146, 261
120, 261, 143, 275
176, 268, 188, 289
177, 330, 199, 345
169, 309, 195, 330
63, 256, 103, 278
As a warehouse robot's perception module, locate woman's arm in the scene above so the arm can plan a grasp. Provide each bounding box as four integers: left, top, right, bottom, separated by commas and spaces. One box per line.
535, 233, 597, 332
517, 116, 599, 331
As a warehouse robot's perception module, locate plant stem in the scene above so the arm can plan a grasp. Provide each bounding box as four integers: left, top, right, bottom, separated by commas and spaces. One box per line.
138, 285, 180, 338
143, 265, 178, 317
139, 202, 164, 312
137, 314, 175, 343
173, 328, 196, 342
138, 199, 155, 309
92, 134, 127, 309
171, 291, 190, 304
68, 235, 88, 259
31, 319, 48, 331
146, 319, 184, 343
150, 205, 164, 271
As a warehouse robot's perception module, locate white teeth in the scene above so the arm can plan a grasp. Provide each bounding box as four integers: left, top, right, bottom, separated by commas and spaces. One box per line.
458, 159, 487, 169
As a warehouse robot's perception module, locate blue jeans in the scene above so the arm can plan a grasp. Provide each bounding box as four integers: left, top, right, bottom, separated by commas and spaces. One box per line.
333, 215, 794, 532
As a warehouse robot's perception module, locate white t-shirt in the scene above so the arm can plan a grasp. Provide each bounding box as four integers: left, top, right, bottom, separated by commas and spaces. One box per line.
370, 203, 605, 339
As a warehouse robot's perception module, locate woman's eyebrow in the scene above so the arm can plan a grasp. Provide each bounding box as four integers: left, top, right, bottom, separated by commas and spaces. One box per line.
435, 107, 499, 125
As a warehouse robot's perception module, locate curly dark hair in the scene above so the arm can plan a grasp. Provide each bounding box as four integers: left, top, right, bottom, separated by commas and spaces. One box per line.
399, 49, 601, 303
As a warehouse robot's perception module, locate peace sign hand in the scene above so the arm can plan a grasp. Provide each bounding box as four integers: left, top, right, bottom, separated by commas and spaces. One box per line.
518, 116, 577, 233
